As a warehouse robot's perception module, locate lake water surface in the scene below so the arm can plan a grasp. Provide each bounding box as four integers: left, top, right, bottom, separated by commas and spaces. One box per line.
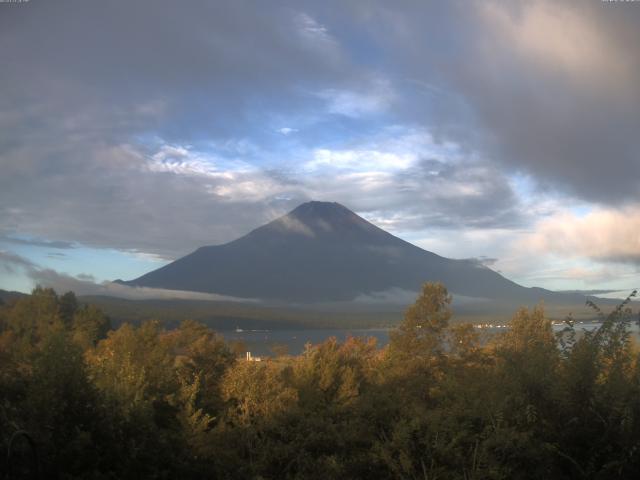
221, 321, 640, 357
221, 328, 391, 356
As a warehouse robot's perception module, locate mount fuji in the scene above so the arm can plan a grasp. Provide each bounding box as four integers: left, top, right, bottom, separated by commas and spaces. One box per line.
121, 201, 576, 304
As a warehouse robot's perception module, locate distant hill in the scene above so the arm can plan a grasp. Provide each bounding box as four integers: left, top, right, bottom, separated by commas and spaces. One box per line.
0, 288, 27, 304
122, 201, 589, 305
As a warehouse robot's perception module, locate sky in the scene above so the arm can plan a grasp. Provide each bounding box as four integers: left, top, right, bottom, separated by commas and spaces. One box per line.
1, 0, 640, 298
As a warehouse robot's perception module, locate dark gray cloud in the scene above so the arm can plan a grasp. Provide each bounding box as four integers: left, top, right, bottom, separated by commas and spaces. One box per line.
0, 0, 364, 143
390, 159, 525, 229
359, 0, 640, 204
0, 0, 365, 257
0, 235, 75, 249
0, 130, 521, 257
2, 0, 639, 260
0, 142, 306, 257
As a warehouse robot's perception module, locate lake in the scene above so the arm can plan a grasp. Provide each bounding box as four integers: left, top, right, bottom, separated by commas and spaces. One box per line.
220, 321, 640, 357
220, 328, 391, 356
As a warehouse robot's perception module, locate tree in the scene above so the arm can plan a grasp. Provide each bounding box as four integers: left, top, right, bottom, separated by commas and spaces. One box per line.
24, 332, 102, 477
389, 282, 452, 359
58, 291, 78, 327
170, 320, 235, 416
71, 303, 111, 349
5, 287, 64, 352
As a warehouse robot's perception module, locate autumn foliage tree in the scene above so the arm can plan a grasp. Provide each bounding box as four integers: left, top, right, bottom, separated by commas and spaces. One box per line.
2, 286, 640, 479
389, 282, 452, 359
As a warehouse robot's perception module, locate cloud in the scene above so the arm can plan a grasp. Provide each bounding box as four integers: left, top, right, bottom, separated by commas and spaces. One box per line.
2, 0, 639, 285
469, 256, 499, 267
271, 216, 315, 238
294, 12, 340, 57
0, 251, 38, 273
449, 2, 640, 205
0, 1, 538, 256
316, 77, 395, 118
0, 251, 257, 301
331, 1, 640, 206
0, 142, 306, 258
277, 127, 298, 135
524, 206, 640, 265
101, 285, 258, 302
0, 123, 525, 259
479, 1, 633, 90
0, 0, 364, 145
75, 273, 96, 282
305, 147, 414, 172
351, 158, 526, 230
351, 287, 494, 308
29, 268, 259, 302
353, 287, 419, 305
0, 235, 76, 249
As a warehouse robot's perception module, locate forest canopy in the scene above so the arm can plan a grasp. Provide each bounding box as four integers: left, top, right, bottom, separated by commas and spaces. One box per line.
1, 284, 639, 479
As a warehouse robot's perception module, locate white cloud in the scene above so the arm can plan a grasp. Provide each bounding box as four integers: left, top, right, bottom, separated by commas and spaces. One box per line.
97, 282, 259, 302
306, 148, 415, 172
295, 13, 335, 46
272, 216, 315, 237
302, 128, 457, 174
353, 287, 419, 305
317, 81, 395, 118
5, 255, 259, 302
524, 206, 640, 264
293, 12, 343, 64
145, 141, 303, 202
146, 144, 236, 179
480, 1, 633, 91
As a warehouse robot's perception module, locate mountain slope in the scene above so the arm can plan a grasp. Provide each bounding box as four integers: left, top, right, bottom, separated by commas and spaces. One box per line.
123, 201, 565, 303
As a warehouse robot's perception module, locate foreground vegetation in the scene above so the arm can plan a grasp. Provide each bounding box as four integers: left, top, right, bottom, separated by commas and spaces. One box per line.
1, 284, 639, 479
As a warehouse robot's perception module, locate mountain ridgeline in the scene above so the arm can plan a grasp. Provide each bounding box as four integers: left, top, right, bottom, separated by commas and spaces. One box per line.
123, 201, 569, 304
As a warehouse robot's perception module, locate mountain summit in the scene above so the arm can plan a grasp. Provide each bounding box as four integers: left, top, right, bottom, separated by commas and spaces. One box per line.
241, 201, 400, 245
123, 201, 553, 303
